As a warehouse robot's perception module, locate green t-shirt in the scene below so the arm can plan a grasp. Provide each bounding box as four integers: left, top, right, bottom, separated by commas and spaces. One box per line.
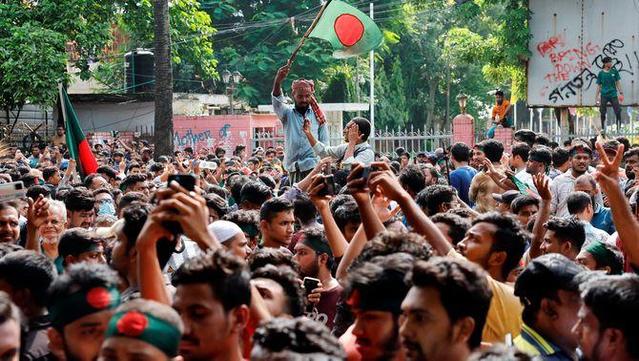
597, 69, 621, 97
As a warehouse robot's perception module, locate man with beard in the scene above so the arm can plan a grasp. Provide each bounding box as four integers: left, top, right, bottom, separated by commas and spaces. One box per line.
400, 257, 492, 361
272, 64, 329, 183
0, 203, 20, 244
514, 254, 586, 361
342, 254, 412, 361
47, 263, 121, 361
64, 188, 96, 229
486, 90, 513, 139
292, 227, 341, 330
574, 174, 614, 234
171, 249, 250, 361
110, 203, 152, 302
304, 116, 374, 168
573, 274, 639, 361
551, 143, 593, 217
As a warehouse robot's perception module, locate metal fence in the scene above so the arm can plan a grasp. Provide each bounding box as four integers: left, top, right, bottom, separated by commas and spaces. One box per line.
254, 126, 639, 158
253, 126, 455, 157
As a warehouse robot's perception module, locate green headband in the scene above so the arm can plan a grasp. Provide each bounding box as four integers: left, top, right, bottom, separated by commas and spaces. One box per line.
586, 241, 615, 268
106, 310, 181, 357
49, 286, 121, 328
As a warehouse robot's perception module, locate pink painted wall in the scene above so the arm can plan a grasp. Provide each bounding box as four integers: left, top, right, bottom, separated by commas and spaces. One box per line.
172, 114, 281, 152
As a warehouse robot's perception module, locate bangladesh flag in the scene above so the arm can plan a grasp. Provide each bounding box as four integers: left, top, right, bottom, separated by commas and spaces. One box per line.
309, 0, 383, 59
60, 86, 98, 177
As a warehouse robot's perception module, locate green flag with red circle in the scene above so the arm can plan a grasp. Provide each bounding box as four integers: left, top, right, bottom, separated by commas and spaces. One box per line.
309, 0, 383, 59
60, 86, 98, 178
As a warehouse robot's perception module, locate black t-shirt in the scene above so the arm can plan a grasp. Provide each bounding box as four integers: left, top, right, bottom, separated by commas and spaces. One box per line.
21, 315, 52, 361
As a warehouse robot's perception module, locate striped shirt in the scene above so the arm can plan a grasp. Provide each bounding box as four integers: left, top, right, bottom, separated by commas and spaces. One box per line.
514, 323, 575, 361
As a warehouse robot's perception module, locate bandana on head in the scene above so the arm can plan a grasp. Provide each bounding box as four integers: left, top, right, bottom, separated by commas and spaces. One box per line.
49, 286, 121, 328
106, 310, 181, 357
586, 241, 616, 268
291, 79, 326, 126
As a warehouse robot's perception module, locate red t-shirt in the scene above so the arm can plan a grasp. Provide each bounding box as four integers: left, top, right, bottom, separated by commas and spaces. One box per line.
306, 284, 342, 330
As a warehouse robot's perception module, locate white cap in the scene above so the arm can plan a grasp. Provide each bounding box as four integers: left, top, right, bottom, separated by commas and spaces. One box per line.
207, 220, 243, 244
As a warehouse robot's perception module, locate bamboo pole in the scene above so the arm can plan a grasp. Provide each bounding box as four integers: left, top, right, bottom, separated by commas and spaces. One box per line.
287, 0, 334, 65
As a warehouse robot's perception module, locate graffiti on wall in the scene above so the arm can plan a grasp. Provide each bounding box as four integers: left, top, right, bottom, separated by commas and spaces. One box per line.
173, 129, 215, 149
173, 121, 251, 152
538, 37, 639, 104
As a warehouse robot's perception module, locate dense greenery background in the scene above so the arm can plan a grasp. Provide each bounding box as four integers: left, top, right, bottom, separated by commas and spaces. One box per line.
0, 0, 531, 132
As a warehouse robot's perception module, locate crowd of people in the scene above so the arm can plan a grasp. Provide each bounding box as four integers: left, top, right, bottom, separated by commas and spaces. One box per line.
0, 70, 638, 361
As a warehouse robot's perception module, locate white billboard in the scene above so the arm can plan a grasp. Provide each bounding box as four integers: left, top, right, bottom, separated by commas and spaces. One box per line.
527, 0, 639, 107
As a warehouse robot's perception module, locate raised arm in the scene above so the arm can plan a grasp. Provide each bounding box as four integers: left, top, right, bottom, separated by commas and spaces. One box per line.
296, 157, 332, 193
342, 123, 359, 162
25, 195, 50, 252
594, 142, 639, 267
303, 118, 318, 148
272, 64, 290, 97
482, 158, 517, 191
368, 166, 452, 256
136, 209, 176, 305
348, 163, 385, 240
335, 224, 366, 284
307, 175, 348, 258
530, 174, 552, 259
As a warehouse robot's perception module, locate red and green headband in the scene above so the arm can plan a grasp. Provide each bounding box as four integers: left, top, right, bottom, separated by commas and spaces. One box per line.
49, 286, 121, 328
106, 310, 181, 357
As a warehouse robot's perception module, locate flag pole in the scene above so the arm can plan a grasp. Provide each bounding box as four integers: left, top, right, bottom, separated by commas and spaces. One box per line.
287, 0, 334, 65
58, 84, 68, 131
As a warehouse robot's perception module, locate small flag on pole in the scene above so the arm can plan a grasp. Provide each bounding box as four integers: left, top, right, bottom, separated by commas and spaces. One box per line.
59, 85, 98, 177
308, 0, 383, 59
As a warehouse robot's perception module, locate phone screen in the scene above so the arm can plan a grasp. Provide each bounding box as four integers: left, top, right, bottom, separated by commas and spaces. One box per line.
168, 174, 196, 191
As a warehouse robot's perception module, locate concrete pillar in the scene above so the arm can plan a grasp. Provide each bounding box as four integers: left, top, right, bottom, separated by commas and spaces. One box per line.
325, 110, 343, 146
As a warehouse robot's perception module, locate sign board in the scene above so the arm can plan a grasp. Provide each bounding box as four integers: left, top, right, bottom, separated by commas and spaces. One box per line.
527, 0, 639, 107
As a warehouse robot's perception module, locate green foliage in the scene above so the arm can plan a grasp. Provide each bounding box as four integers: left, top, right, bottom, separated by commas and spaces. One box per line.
107, 0, 217, 92
0, 23, 67, 113
0, 0, 116, 126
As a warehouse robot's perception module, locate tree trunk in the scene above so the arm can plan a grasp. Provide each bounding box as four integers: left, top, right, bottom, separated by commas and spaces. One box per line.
153, 0, 174, 158
426, 79, 437, 130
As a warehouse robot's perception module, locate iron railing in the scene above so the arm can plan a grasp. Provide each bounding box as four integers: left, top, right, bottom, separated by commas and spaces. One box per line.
254, 126, 454, 157
254, 126, 639, 157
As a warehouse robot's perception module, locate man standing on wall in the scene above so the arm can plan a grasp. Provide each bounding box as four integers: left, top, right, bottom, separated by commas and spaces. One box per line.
272, 64, 329, 184
595, 56, 623, 134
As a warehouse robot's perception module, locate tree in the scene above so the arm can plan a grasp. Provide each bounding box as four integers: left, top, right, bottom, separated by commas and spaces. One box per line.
153, 0, 174, 156
0, 0, 117, 135
116, 0, 218, 93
